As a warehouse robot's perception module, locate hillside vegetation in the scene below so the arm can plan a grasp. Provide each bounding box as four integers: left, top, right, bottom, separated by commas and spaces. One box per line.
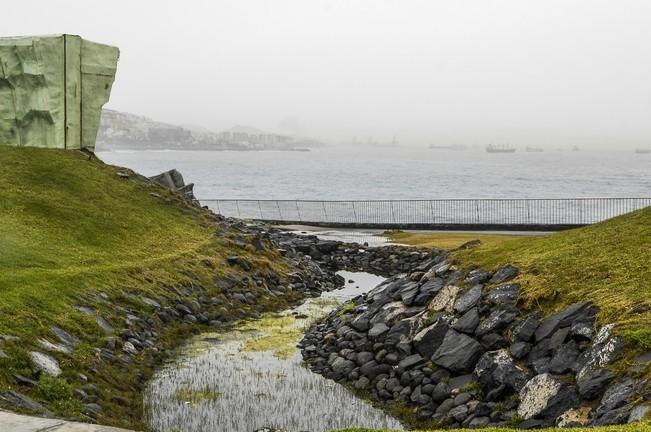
0, 146, 292, 427
334, 424, 650, 432
384, 209, 651, 358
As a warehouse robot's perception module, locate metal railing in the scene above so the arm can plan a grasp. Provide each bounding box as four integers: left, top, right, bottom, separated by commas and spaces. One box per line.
199, 198, 651, 230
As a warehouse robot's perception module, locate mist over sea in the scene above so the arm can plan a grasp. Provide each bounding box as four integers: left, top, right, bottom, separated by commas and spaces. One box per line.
98, 147, 651, 200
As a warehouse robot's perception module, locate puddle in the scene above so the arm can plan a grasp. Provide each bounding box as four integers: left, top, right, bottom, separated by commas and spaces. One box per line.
144, 271, 403, 432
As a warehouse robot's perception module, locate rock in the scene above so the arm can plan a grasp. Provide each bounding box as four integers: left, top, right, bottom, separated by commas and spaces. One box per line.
398, 354, 425, 369
512, 313, 541, 342
50, 326, 80, 346
452, 307, 480, 334
464, 269, 490, 285
510, 341, 531, 359
468, 416, 490, 427
448, 374, 474, 391
485, 284, 520, 305
475, 308, 518, 337
474, 349, 530, 393
36, 338, 72, 354
428, 285, 460, 313
578, 368, 615, 400
368, 323, 390, 339
413, 318, 450, 358
431, 382, 451, 402
0, 390, 53, 416
628, 405, 650, 423
331, 357, 356, 378
534, 302, 595, 342
432, 329, 484, 373
549, 341, 580, 374
454, 285, 482, 313
595, 379, 638, 416
489, 265, 519, 284
575, 325, 624, 380
141, 296, 161, 309
518, 374, 580, 421
12, 374, 38, 387
28, 351, 61, 376
122, 341, 138, 354
448, 404, 469, 421
592, 405, 634, 426
350, 316, 370, 332
556, 407, 591, 427
480, 333, 508, 350
82, 402, 103, 417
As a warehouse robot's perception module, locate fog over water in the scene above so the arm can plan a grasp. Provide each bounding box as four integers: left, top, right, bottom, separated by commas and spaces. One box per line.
5, 1, 651, 148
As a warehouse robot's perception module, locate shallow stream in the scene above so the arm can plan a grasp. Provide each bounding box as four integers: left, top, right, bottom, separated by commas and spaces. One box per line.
144, 271, 403, 432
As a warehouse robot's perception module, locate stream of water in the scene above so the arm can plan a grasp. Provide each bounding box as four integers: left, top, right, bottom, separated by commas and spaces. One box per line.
144, 271, 403, 432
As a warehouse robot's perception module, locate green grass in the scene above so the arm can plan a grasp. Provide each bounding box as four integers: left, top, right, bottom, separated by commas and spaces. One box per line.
453, 208, 651, 354
382, 230, 527, 250
0, 145, 295, 427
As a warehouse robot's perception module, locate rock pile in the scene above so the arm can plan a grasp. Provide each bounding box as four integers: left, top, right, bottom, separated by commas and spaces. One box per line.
301, 260, 649, 428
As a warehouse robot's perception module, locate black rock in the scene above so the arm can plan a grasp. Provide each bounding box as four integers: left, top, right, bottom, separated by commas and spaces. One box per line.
475, 308, 518, 337
510, 341, 531, 359
452, 308, 480, 334
454, 285, 483, 313
489, 265, 519, 284
464, 269, 491, 285
578, 368, 615, 400
431, 382, 451, 402
413, 318, 450, 358
512, 313, 541, 342
432, 329, 484, 373
595, 379, 638, 415
474, 349, 530, 393
534, 302, 595, 342
398, 353, 425, 369
548, 341, 580, 374
485, 283, 521, 305
480, 333, 508, 350
0, 390, 53, 416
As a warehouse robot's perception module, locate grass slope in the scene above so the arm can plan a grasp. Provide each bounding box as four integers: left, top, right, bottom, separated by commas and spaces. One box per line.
0, 146, 293, 427
455, 208, 651, 351
383, 231, 525, 250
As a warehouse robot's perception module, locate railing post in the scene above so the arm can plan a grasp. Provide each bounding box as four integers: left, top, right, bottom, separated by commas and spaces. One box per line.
236, 200, 241, 218
295, 201, 302, 222
258, 200, 263, 219
276, 200, 283, 220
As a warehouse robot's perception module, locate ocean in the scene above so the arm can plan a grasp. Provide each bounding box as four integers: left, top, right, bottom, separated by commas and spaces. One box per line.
97, 147, 651, 201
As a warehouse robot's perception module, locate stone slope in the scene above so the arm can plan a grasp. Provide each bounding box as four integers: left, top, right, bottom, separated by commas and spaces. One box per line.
300, 258, 650, 429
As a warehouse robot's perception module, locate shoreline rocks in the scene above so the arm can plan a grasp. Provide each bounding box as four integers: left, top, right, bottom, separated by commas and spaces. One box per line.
300, 258, 649, 429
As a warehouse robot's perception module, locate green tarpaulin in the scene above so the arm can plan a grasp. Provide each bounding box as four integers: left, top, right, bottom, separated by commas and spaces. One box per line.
0, 34, 119, 150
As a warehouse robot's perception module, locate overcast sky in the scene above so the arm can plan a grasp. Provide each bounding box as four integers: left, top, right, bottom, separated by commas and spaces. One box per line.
4, 0, 651, 147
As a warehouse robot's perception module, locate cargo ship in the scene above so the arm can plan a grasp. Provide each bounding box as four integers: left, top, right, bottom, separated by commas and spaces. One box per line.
486, 144, 516, 153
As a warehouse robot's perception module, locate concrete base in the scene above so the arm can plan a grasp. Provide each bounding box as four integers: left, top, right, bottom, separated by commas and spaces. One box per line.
0, 411, 135, 432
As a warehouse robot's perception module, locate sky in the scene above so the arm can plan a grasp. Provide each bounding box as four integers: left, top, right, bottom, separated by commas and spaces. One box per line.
4, 0, 651, 147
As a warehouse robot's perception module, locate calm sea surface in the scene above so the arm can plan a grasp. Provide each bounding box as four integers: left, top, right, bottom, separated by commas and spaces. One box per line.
98, 147, 651, 200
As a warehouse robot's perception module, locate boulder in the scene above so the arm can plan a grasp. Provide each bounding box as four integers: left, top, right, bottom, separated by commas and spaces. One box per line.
512, 313, 541, 342
574, 325, 624, 380
454, 285, 482, 313
452, 308, 480, 334
577, 368, 615, 400
534, 302, 595, 342
0, 390, 53, 416
475, 308, 518, 337
368, 323, 390, 339
428, 285, 460, 313
432, 330, 484, 373
517, 374, 580, 421
485, 284, 520, 305
28, 351, 61, 376
413, 318, 450, 358
474, 349, 530, 393
464, 269, 490, 285
489, 265, 519, 284
594, 379, 638, 416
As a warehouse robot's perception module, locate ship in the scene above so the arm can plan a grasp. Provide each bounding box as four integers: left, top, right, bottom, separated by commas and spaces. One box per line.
486, 144, 516, 153
634, 148, 650, 154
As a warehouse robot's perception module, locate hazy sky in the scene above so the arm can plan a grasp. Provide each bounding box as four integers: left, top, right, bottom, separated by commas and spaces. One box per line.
5, 1, 651, 146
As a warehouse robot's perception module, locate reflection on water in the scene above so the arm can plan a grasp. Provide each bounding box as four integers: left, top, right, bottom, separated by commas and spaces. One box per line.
144, 271, 403, 432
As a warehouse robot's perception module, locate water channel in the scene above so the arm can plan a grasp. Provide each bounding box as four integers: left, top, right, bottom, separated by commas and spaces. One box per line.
144, 270, 404, 432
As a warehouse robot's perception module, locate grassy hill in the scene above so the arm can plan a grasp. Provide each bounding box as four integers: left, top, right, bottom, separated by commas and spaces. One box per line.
334, 424, 650, 432
386, 208, 651, 371
0, 145, 293, 427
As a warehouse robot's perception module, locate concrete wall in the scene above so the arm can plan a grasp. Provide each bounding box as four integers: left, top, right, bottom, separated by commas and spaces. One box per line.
0, 34, 119, 150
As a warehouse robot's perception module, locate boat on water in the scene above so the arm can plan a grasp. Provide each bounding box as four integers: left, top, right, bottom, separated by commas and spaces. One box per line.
486, 144, 516, 153
525, 146, 544, 153
634, 148, 650, 154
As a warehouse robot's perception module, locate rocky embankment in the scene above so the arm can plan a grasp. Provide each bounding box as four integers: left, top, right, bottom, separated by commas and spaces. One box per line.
299, 254, 650, 429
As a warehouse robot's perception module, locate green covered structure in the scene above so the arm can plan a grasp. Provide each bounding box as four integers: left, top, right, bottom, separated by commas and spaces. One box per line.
0, 34, 119, 150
